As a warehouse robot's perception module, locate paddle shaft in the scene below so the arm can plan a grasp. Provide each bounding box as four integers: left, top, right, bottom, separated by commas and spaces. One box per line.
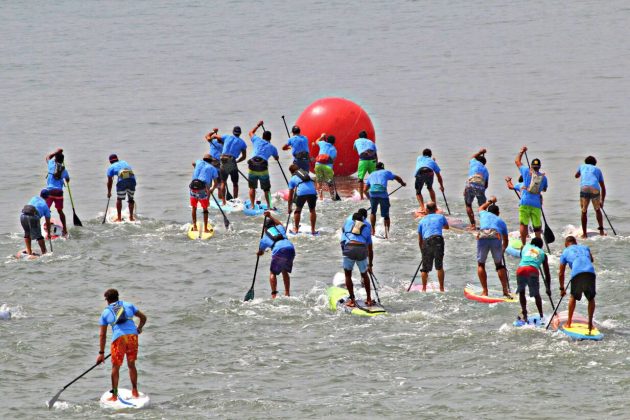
540, 269, 555, 309
64, 181, 82, 226
368, 272, 381, 304
281, 115, 291, 137
48, 354, 111, 408
545, 278, 572, 330
407, 262, 422, 292
244, 217, 268, 301
502, 255, 511, 293
441, 190, 451, 215
366, 185, 404, 211
101, 196, 111, 224
237, 168, 250, 183
260, 123, 290, 186
601, 207, 617, 235
210, 192, 230, 229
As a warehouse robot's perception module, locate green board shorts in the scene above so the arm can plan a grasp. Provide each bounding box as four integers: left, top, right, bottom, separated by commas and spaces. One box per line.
315, 164, 334, 183
519, 205, 542, 229
357, 159, 376, 180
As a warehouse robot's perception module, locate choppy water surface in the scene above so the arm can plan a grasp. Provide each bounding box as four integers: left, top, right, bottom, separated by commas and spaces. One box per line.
1, 1, 630, 418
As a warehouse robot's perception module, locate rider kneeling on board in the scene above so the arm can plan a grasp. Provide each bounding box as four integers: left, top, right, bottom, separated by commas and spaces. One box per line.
257, 211, 296, 298
476, 197, 510, 297
516, 237, 551, 323
97, 289, 147, 401
340, 209, 374, 307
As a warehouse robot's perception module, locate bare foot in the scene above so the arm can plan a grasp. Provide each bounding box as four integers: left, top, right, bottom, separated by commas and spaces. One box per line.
581, 233, 587, 239
365, 300, 375, 306
107, 394, 118, 402
564, 322, 572, 329
466, 225, 476, 231
345, 299, 356, 307
191, 225, 198, 232
129, 217, 135, 221
204, 225, 211, 233
481, 289, 489, 297
131, 389, 140, 398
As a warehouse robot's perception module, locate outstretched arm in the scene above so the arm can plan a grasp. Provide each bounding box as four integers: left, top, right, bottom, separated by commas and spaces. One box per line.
249, 120, 263, 138
515, 146, 527, 168
236, 149, 247, 164
394, 175, 407, 187
107, 176, 113, 198
472, 148, 486, 160
46, 148, 63, 162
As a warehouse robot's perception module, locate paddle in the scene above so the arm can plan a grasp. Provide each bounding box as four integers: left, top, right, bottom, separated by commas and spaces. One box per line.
64, 182, 82, 227
601, 207, 617, 235
260, 123, 291, 189
368, 271, 382, 304
540, 269, 555, 309
210, 192, 230, 229
244, 216, 267, 301
281, 115, 291, 137
502, 255, 511, 293
406, 262, 423, 292
545, 279, 572, 330
47, 354, 111, 409
366, 185, 404, 211
524, 151, 554, 251
441, 190, 451, 215
101, 197, 111, 224
47, 222, 53, 253
331, 178, 341, 201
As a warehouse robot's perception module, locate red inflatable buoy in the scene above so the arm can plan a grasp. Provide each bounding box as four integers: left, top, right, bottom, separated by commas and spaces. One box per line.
293, 97, 375, 176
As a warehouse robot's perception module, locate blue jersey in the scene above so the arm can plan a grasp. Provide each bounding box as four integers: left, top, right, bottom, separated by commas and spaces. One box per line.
353, 138, 377, 156
251, 136, 279, 161
578, 164, 604, 190
315, 141, 337, 168
46, 159, 69, 190
415, 156, 440, 175
288, 173, 317, 196
107, 161, 135, 183
208, 139, 223, 160
518, 244, 545, 270
259, 225, 294, 256
560, 244, 595, 278
366, 170, 396, 198
286, 135, 309, 157
192, 160, 219, 185
467, 159, 489, 186
519, 165, 548, 208
221, 135, 247, 158
341, 216, 372, 245
28, 196, 51, 218
417, 213, 448, 239
99, 301, 139, 342
479, 210, 507, 236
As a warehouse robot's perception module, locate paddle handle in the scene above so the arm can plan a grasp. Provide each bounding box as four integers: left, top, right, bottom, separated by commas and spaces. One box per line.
237, 168, 250, 183
281, 115, 291, 138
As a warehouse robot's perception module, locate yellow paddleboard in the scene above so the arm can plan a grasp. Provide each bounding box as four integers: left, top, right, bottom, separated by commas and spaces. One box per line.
187, 222, 214, 240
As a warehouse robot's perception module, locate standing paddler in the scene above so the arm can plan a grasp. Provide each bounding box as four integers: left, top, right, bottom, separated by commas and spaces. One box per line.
414, 148, 444, 214
417, 202, 449, 291
248, 120, 279, 210
312, 133, 338, 200
476, 197, 510, 297
364, 162, 406, 237
106, 154, 137, 222
287, 164, 318, 235
353, 130, 378, 200
575, 156, 606, 238
282, 125, 310, 172
189, 154, 219, 233
257, 211, 296, 298
463, 148, 489, 230
514, 146, 548, 247
516, 237, 551, 323
45, 148, 70, 236
340, 209, 374, 307
208, 126, 247, 205
19, 189, 52, 256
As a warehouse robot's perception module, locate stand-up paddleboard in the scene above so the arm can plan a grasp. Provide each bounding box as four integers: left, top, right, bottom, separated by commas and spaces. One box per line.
277, 189, 361, 202
287, 224, 320, 237
107, 208, 138, 224
327, 286, 387, 317
464, 283, 517, 304
343, 190, 362, 202
243, 200, 277, 216
505, 237, 523, 258
15, 249, 41, 260
187, 222, 214, 240
210, 198, 244, 213
408, 281, 446, 293
43, 218, 65, 240
550, 310, 603, 341
100, 388, 150, 409
563, 224, 600, 239
513, 313, 546, 328
0, 304, 11, 320
275, 189, 290, 202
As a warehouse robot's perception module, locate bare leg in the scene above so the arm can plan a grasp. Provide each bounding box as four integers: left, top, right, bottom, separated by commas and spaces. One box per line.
232, 181, 239, 200
534, 295, 543, 318
581, 210, 588, 238
128, 200, 135, 221
293, 210, 301, 233
191, 207, 197, 230
220, 181, 227, 205
24, 237, 33, 255
344, 269, 355, 305
428, 188, 437, 204
566, 296, 576, 328
203, 210, 209, 232
37, 239, 47, 255
384, 217, 390, 239
58, 209, 67, 235
309, 208, 317, 234
466, 205, 476, 228
282, 271, 290, 296
421, 271, 428, 291
269, 272, 278, 298
362, 271, 372, 304
248, 188, 256, 209
317, 181, 323, 200
519, 223, 528, 247
109, 365, 121, 400
478, 263, 488, 296
595, 209, 605, 235
358, 180, 365, 199
116, 199, 123, 222
519, 291, 528, 321
128, 360, 139, 397
437, 268, 445, 292
416, 194, 425, 212
370, 213, 376, 235
587, 298, 596, 333
498, 267, 510, 297
264, 190, 271, 210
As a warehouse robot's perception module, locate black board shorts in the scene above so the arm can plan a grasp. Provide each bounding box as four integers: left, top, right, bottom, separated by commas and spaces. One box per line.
571, 272, 596, 301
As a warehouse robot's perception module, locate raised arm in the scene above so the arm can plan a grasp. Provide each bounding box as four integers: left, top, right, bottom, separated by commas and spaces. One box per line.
479, 195, 496, 212
472, 148, 486, 160
46, 148, 63, 162
249, 120, 263, 139
515, 146, 527, 168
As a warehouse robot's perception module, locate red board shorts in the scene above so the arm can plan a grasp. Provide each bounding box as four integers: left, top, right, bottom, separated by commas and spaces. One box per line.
45, 189, 64, 210
111, 334, 138, 367
190, 188, 209, 209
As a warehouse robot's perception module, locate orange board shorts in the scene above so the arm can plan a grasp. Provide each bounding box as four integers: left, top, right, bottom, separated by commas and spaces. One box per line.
111, 334, 138, 366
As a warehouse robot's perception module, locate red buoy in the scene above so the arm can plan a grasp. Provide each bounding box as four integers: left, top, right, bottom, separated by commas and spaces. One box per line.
294, 97, 375, 176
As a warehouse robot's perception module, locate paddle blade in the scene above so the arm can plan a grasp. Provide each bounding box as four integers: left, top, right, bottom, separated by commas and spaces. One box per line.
223, 216, 230, 229
73, 212, 83, 227
544, 223, 555, 244
47, 389, 64, 409
244, 287, 254, 302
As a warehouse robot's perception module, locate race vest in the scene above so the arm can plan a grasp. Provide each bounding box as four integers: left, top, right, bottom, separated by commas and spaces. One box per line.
468, 173, 485, 186
248, 156, 268, 171
119, 169, 134, 179
359, 149, 376, 160
477, 228, 500, 240
350, 220, 365, 235
527, 170, 545, 194
52, 162, 65, 180
265, 226, 285, 249
109, 302, 128, 325
315, 154, 331, 164
189, 179, 205, 190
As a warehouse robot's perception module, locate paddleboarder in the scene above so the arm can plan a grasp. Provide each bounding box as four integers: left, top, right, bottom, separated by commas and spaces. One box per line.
514, 146, 548, 246
45, 148, 70, 236
208, 126, 247, 205
248, 120, 279, 210
106, 154, 137, 222
559, 236, 597, 334
312, 133, 338, 200
282, 125, 310, 172
340, 209, 374, 306
353, 130, 378, 200
257, 211, 296, 298
417, 202, 449, 291
516, 237, 551, 322
414, 149, 444, 213
575, 156, 606, 238
463, 148, 489, 229
20, 189, 52, 256
476, 197, 510, 297
364, 162, 406, 237
287, 164, 318, 235
97, 288, 147, 401
190, 154, 219, 233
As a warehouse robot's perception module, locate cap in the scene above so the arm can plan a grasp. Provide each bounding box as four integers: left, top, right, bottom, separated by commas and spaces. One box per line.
40, 188, 50, 199
108, 154, 119, 163
531, 158, 541, 167
233, 126, 242, 136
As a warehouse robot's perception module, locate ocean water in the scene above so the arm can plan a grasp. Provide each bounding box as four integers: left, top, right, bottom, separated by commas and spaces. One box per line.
1, 1, 629, 418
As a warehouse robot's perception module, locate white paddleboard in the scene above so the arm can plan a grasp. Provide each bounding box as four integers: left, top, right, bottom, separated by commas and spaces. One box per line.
100, 388, 149, 410
107, 208, 139, 224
